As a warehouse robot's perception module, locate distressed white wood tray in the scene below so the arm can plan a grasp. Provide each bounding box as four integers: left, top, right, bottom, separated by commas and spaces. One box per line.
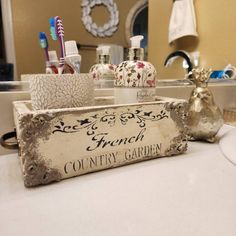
13, 96, 188, 187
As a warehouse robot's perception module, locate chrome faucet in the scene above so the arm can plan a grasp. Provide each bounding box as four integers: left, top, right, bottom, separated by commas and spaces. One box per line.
164, 50, 194, 79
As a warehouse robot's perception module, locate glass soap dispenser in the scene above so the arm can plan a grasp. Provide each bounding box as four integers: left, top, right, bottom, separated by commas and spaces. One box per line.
114, 35, 157, 104
89, 45, 116, 88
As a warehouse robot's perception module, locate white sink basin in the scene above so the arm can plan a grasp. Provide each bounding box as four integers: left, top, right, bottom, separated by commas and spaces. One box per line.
219, 127, 236, 165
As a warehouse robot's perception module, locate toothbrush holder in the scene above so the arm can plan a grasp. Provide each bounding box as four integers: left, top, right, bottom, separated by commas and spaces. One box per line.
29, 73, 94, 110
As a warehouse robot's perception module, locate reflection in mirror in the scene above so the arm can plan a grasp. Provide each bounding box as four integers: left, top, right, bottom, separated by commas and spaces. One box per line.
0, 1, 14, 81
0, 5, 5, 63
125, 0, 148, 57
133, 6, 148, 49
1, 0, 16, 81
0, 0, 148, 81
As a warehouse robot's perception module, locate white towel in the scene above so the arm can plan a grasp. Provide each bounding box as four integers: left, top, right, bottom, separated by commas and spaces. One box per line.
168, 0, 198, 45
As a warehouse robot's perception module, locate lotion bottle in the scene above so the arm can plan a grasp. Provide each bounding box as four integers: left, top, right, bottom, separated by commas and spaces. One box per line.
89, 46, 116, 88
114, 35, 157, 104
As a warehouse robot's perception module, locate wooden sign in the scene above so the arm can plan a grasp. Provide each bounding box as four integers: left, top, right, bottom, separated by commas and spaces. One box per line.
14, 97, 188, 187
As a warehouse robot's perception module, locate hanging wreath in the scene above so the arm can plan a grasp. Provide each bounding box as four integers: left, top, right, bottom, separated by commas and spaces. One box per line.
81, 0, 119, 37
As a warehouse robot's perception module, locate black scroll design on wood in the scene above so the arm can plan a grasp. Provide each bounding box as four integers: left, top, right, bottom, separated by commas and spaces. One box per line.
52, 108, 169, 135
52, 119, 98, 136
121, 109, 168, 128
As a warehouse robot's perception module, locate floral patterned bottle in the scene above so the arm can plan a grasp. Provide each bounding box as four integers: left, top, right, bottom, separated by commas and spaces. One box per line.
114, 35, 157, 104
89, 46, 116, 88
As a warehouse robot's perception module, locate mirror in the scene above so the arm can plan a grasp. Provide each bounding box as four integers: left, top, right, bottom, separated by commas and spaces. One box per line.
125, 0, 148, 48
0, 0, 16, 81
0, 0, 149, 81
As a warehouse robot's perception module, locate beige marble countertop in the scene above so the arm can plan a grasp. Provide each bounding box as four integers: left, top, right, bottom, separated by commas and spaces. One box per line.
0, 125, 236, 236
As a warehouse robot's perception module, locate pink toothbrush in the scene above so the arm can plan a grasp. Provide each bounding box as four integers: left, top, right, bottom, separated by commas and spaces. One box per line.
54, 16, 65, 74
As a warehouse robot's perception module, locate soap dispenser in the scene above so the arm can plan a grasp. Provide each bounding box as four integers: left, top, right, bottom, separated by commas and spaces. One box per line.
89, 46, 116, 88
114, 35, 157, 104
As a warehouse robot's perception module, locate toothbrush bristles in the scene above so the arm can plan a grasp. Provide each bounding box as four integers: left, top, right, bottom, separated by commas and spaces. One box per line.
55, 17, 64, 37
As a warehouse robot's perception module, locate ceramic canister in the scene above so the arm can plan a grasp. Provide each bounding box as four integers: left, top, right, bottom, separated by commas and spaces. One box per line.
29, 73, 94, 110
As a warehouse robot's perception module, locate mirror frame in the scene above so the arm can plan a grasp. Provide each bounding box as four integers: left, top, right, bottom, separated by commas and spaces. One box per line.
125, 0, 148, 46
1, 0, 17, 80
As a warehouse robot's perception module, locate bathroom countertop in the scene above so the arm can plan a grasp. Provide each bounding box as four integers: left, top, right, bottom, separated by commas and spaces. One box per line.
0, 125, 236, 236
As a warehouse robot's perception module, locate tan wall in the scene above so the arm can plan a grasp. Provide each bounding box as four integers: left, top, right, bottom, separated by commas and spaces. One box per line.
11, 0, 137, 78
148, 0, 236, 80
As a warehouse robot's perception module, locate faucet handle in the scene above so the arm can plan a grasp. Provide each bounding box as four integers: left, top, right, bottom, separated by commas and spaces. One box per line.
190, 51, 200, 68
164, 50, 193, 74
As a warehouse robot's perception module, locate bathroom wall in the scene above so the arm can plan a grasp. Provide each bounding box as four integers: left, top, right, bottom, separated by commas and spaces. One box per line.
148, 0, 236, 80
11, 0, 137, 78
12, 0, 236, 80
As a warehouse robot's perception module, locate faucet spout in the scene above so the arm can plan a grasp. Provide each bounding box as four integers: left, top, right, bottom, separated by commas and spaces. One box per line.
164, 50, 193, 75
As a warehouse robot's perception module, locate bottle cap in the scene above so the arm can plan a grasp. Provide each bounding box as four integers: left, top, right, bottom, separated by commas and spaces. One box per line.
130, 35, 144, 48
48, 50, 58, 62
128, 35, 144, 60
96, 46, 102, 54
100, 46, 110, 55
97, 46, 110, 64
65, 40, 79, 56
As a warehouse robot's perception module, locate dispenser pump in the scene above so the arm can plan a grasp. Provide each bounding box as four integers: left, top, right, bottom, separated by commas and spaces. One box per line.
98, 46, 111, 64
130, 35, 144, 48
128, 35, 144, 61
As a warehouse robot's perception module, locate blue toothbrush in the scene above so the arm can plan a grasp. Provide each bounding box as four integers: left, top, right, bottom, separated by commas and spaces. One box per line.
39, 32, 58, 74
